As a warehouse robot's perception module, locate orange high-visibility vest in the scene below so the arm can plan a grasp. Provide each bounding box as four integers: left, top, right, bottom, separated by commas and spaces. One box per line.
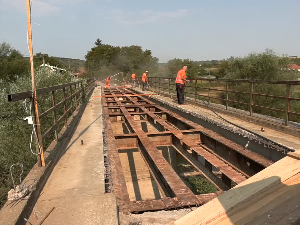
131, 73, 136, 79
105, 77, 110, 88
142, 73, 147, 82
175, 69, 186, 84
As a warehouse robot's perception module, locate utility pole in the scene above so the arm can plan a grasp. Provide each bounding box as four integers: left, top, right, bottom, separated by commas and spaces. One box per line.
27, 0, 45, 167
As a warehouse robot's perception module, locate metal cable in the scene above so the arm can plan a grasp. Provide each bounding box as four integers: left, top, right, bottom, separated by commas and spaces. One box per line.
10, 163, 23, 190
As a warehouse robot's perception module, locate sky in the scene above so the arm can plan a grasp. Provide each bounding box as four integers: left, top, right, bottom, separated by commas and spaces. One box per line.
0, 0, 299, 63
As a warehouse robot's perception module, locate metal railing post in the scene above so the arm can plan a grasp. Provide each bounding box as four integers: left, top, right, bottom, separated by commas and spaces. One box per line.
226, 82, 229, 110
70, 84, 74, 110
194, 79, 198, 102
250, 82, 253, 116
51, 90, 58, 140
285, 84, 291, 126
159, 78, 161, 92
208, 80, 211, 105
63, 87, 67, 127
81, 81, 85, 102
168, 78, 171, 96
74, 83, 78, 110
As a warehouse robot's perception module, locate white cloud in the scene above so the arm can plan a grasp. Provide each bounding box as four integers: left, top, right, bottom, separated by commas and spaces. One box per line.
0, 0, 89, 16
32, 1, 60, 16
109, 9, 188, 26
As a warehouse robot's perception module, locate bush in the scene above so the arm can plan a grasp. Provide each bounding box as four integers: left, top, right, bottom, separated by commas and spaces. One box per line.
0, 69, 73, 208
216, 50, 300, 122
185, 175, 218, 194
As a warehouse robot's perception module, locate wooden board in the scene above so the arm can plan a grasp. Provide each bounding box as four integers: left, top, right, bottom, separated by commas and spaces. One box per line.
173, 151, 300, 225
207, 173, 300, 224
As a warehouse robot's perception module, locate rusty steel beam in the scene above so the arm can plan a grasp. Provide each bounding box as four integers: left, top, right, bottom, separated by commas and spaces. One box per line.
120, 89, 247, 188
104, 104, 156, 108
122, 95, 236, 190
102, 97, 130, 206
109, 112, 165, 116
120, 191, 223, 213
125, 89, 273, 169
102, 87, 278, 213
110, 90, 200, 206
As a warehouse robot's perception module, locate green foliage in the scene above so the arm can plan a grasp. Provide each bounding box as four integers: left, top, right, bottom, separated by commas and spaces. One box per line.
218, 49, 296, 80
85, 39, 158, 80
55, 57, 85, 72
216, 50, 300, 121
185, 175, 218, 194
166, 58, 200, 78
0, 69, 73, 208
0, 42, 30, 81
290, 58, 300, 66
34, 53, 63, 68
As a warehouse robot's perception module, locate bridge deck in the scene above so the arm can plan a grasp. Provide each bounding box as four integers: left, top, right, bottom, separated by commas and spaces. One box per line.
135, 87, 299, 152
23, 84, 299, 224
27, 86, 118, 225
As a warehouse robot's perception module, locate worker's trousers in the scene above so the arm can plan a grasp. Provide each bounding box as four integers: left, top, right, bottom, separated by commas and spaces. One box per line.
142, 81, 146, 91
176, 83, 185, 104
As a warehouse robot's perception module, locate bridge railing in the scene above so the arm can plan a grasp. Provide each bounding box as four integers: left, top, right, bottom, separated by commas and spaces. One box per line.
7, 78, 96, 165
142, 77, 300, 126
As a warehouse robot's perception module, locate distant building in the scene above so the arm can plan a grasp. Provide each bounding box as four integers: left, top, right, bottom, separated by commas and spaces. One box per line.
288, 64, 300, 72
289, 56, 300, 59
72, 67, 86, 79
40, 63, 66, 73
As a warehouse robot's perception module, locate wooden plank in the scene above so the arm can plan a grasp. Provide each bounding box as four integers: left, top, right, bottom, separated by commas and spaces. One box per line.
173, 151, 300, 225
206, 172, 300, 224
8, 81, 82, 102
37, 81, 82, 95
8, 90, 32, 102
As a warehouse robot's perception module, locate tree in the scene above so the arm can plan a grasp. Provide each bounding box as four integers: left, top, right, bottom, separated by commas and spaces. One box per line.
34, 53, 63, 68
85, 40, 159, 80
216, 49, 299, 120
217, 49, 296, 81
166, 58, 200, 78
0, 42, 30, 81
94, 38, 103, 46
167, 58, 184, 77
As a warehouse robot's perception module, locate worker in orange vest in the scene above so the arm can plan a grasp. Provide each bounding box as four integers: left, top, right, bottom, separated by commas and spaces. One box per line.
142, 71, 148, 91
105, 77, 110, 88
131, 73, 136, 87
175, 66, 189, 105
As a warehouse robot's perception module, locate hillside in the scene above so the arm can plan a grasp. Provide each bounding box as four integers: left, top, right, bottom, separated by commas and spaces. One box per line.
54, 57, 85, 71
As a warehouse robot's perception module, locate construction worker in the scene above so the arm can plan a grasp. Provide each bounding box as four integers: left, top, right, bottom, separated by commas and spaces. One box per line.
175, 66, 189, 105
142, 71, 148, 91
131, 73, 136, 87
105, 77, 110, 88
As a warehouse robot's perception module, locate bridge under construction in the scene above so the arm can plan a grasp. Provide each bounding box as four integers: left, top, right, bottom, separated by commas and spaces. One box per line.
0, 78, 300, 225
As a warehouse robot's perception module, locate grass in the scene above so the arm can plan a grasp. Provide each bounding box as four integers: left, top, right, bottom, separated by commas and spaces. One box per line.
185, 175, 218, 194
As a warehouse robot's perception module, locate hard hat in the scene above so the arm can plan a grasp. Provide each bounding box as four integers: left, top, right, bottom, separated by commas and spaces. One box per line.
145, 70, 148, 72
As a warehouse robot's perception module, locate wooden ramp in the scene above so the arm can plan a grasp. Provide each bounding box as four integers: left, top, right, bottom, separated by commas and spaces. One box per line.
173, 151, 300, 225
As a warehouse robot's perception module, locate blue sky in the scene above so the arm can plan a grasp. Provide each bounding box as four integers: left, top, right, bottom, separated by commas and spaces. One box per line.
0, 0, 299, 62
